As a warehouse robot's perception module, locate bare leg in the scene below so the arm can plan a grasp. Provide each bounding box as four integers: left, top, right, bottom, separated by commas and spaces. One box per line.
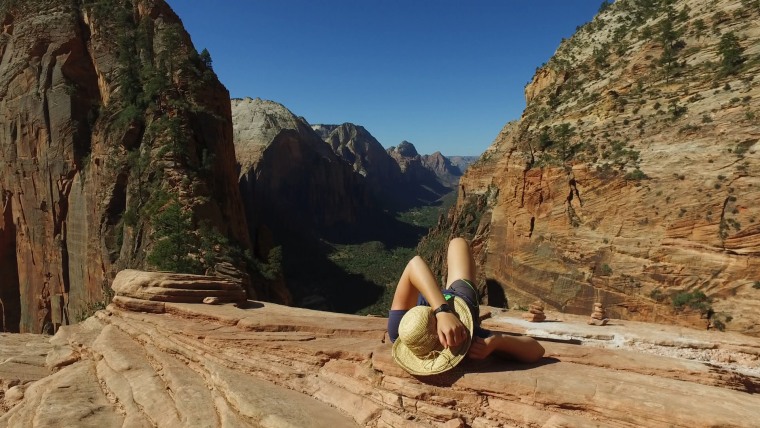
445, 238, 476, 288
391, 256, 440, 310
390, 253, 469, 348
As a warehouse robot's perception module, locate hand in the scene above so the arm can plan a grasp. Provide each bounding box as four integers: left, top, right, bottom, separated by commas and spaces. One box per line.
467, 336, 494, 359
435, 311, 467, 348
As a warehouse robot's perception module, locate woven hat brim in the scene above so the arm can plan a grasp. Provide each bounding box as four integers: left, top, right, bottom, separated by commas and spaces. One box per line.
392, 296, 474, 376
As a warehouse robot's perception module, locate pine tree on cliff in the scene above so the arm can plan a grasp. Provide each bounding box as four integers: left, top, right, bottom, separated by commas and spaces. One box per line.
718, 31, 744, 76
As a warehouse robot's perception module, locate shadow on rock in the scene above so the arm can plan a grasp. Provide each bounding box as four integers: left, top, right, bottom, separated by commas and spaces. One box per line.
236, 301, 265, 310
464, 356, 562, 375
410, 357, 561, 387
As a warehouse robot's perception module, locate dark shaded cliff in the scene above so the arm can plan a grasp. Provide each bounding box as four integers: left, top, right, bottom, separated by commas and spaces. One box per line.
314, 124, 457, 210
233, 98, 375, 243
232, 98, 397, 312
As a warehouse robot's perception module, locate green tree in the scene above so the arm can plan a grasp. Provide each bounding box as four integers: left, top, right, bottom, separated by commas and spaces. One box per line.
594, 44, 610, 68
197, 221, 235, 269
668, 99, 687, 120
538, 127, 553, 150
658, 7, 684, 78
693, 19, 706, 39
156, 24, 184, 82
718, 32, 744, 75
199, 48, 213, 70
671, 291, 712, 314
258, 246, 283, 280
554, 123, 577, 160
147, 200, 203, 273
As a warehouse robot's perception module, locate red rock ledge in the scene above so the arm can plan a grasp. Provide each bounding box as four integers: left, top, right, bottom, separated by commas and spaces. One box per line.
2, 270, 760, 427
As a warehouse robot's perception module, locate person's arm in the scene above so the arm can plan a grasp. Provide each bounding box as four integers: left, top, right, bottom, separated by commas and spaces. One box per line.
391, 256, 467, 348
467, 332, 545, 363
414, 275, 467, 349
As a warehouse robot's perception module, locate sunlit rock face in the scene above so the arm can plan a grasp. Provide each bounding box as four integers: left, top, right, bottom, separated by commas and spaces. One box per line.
424, 0, 760, 335
0, 0, 250, 332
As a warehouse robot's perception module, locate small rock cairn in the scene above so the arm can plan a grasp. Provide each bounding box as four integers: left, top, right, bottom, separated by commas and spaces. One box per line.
522, 300, 546, 322
588, 302, 609, 326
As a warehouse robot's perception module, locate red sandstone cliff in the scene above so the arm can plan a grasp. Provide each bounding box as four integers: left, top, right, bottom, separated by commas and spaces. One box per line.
424, 0, 760, 335
0, 0, 251, 333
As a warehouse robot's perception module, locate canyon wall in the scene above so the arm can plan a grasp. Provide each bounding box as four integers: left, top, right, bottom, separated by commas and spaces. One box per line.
426, 0, 760, 335
0, 0, 251, 332
232, 97, 373, 243
313, 124, 458, 209
232, 97, 386, 310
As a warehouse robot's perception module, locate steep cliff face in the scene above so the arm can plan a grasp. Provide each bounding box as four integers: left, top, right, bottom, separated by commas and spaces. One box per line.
427, 0, 760, 334
313, 123, 402, 189
232, 98, 387, 308
233, 98, 372, 237
387, 141, 455, 199
0, 0, 251, 333
421, 151, 462, 187
314, 124, 457, 209
315, 123, 447, 210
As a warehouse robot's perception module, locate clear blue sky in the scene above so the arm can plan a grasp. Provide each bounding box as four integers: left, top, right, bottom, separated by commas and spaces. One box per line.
166, 1, 602, 156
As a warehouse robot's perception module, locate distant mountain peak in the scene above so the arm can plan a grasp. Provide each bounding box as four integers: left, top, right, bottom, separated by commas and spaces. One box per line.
390, 140, 419, 157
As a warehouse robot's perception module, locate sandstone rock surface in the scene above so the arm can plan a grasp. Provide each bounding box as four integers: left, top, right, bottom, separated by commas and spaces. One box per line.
2, 271, 760, 427
0, 333, 52, 413
111, 269, 247, 310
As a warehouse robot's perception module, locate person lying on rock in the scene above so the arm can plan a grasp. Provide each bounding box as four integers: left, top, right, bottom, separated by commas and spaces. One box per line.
388, 237, 545, 375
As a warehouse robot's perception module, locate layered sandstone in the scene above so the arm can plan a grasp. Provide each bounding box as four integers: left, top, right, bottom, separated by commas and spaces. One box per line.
2, 271, 760, 427
426, 0, 760, 335
0, 0, 251, 333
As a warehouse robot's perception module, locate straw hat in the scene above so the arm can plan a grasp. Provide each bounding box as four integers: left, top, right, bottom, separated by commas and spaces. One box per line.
392, 296, 473, 376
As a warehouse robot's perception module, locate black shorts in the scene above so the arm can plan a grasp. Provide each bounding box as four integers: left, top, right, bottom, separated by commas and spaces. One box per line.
387, 279, 491, 342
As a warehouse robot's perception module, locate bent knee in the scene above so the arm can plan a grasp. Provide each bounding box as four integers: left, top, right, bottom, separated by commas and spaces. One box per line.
449, 237, 469, 249
409, 255, 425, 266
